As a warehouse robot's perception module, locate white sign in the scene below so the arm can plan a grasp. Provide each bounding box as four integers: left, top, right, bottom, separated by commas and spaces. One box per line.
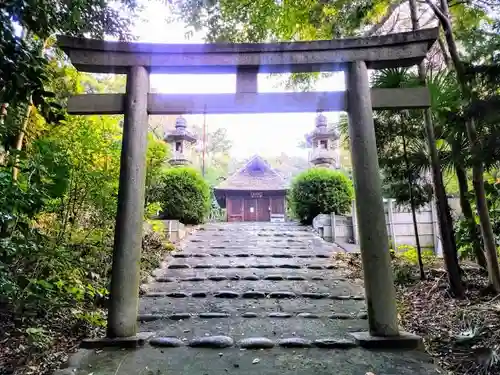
249, 207, 254, 213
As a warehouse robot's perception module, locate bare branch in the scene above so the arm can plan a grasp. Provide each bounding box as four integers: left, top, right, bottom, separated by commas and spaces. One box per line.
364, 0, 406, 36
438, 35, 452, 68
425, 0, 452, 31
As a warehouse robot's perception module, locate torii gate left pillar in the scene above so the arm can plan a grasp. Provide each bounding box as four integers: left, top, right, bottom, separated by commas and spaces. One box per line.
107, 66, 149, 338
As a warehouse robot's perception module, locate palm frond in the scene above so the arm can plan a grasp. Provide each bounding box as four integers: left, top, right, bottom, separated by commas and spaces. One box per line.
371, 68, 412, 89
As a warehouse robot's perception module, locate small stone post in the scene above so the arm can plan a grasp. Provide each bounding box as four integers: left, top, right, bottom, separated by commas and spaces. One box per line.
351, 200, 359, 244
107, 66, 149, 338
430, 199, 441, 255
331, 212, 337, 242
345, 61, 399, 337
387, 199, 397, 249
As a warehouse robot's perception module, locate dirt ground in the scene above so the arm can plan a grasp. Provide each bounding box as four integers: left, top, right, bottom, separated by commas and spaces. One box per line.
332, 252, 500, 375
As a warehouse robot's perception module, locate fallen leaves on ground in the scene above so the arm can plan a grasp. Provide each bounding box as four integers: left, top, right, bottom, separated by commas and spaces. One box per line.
332, 252, 500, 375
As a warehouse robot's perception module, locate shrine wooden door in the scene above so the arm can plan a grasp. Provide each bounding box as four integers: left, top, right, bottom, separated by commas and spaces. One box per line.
244, 199, 257, 221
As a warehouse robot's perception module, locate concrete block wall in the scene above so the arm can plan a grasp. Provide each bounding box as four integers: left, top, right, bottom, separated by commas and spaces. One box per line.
313, 198, 462, 256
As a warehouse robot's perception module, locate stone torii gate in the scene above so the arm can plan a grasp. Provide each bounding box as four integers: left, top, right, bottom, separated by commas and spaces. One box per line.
58, 28, 437, 346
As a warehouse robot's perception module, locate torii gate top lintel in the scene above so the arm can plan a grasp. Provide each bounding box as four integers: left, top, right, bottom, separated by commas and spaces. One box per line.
57, 27, 438, 74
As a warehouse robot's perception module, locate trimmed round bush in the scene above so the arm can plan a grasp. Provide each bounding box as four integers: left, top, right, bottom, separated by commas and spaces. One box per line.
288, 168, 353, 224
159, 167, 210, 224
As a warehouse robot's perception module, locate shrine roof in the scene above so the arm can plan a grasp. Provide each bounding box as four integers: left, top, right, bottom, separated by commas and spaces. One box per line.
215, 155, 288, 192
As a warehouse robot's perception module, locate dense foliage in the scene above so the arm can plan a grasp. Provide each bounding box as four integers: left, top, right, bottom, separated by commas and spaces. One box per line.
0, 0, 140, 145
159, 167, 211, 224
0, 61, 172, 371
288, 168, 353, 224
0, 1, 173, 368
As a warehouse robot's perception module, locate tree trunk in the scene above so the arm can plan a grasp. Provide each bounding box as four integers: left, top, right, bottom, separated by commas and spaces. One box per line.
0, 104, 8, 166
402, 125, 425, 279
437, 36, 452, 68
471, 159, 500, 290
410, 0, 463, 296
12, 103, 32, 180
455, 163, 487, 269
427, 0, 500, 292
12, 35, 50, 181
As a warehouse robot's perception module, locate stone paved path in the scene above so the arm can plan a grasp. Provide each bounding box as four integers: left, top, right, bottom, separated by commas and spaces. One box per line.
59, 222, 440, 375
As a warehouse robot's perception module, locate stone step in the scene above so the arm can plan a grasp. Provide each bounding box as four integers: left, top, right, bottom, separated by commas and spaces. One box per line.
170, 252, 332, 258
139, 296, 365, 316
184, 245, 328, 250
164, 263, 336, 269
188, 239, 321, 244
195, 230, 314, 235
152, 267, 353, 281
139, 317, 369, 343
164, 257, 335, 269
143, 291, 364, 300
153, 273, 345, 282
193, 230, 318, 238
190, 235, 324, 240
198, 226, 312, 231
188, 236, 318, 241
145, 279, 360, 295
139, 311, 368, 321
190, 245, 327, 250
83, 345, 439, 374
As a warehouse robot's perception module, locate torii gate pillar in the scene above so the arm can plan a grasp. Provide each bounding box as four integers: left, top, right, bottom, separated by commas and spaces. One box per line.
346, 61, 398, 336
107, 66, 149, 338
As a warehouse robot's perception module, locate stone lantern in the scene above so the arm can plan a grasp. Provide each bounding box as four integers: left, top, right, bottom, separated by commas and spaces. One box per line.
307, 112, 340, 168
164, 116, 197, 166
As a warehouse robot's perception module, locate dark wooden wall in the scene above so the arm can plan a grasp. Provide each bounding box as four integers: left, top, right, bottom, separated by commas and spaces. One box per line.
225, 192, 285, 222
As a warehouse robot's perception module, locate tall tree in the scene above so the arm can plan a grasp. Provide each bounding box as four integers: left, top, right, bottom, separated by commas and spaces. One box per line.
424, 0, 500, 292
408, 0, 462, 295
429, 70, 487, 269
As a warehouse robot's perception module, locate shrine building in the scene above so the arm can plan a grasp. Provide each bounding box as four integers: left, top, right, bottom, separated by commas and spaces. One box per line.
214, 155, 287, 222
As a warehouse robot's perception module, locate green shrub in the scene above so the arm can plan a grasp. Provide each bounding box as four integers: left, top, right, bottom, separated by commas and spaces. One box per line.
288, 168, 353, 224
159, 167, 210, 224
392, 245, 436, 285
396, 244, 436, 265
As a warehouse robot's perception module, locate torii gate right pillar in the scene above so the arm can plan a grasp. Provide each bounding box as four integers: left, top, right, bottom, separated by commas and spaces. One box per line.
346, 60, 399, 337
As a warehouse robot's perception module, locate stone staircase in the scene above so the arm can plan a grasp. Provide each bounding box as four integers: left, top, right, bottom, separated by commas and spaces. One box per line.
139, 222, 368, 349
60, 222, 439, 375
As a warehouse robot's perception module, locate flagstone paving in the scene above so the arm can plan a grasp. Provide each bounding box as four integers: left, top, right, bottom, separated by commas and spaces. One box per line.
56, 222, 440, 375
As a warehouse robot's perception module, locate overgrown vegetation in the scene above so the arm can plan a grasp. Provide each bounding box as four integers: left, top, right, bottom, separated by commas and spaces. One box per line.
288, 168, 353, 224
158, 167, 211, 225
0, 3, 180, 373
0, 65, 173, 373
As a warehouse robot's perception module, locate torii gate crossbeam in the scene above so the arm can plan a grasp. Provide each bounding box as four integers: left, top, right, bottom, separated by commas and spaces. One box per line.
58, 28, 438, 348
